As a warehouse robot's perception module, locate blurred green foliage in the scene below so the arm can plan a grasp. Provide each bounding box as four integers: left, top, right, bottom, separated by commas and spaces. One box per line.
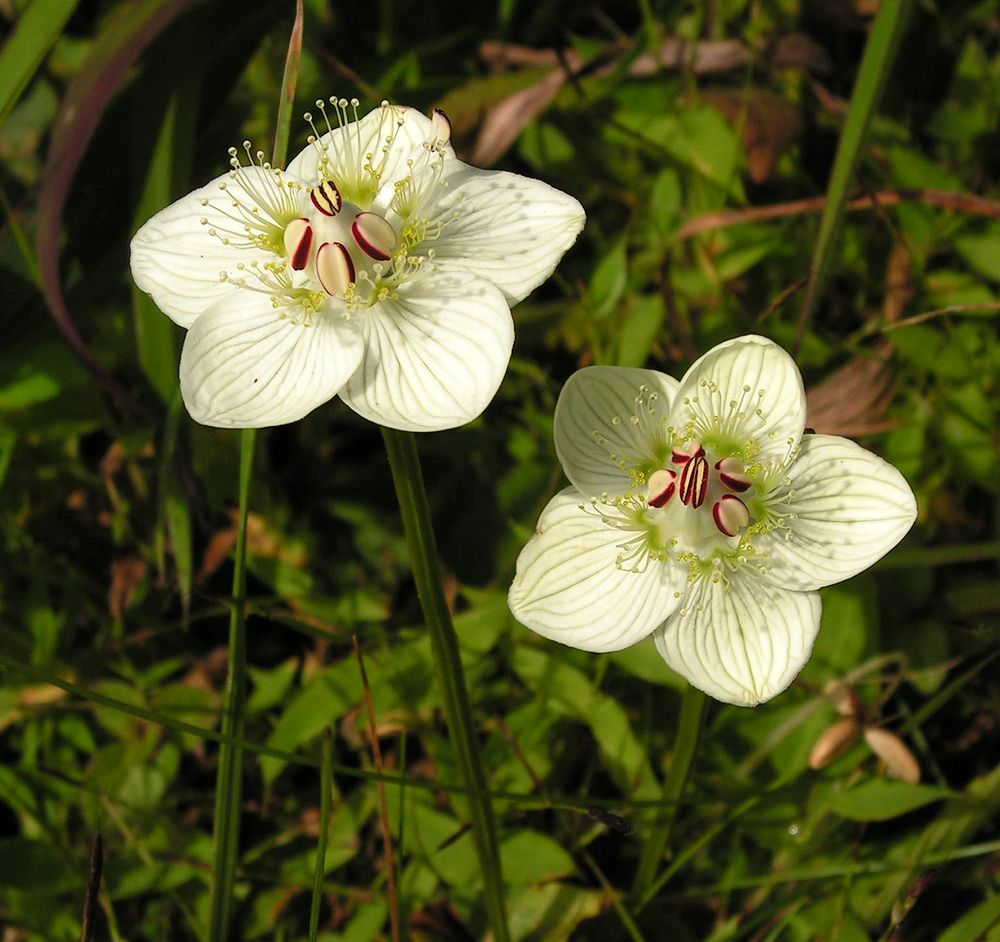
1, 0, 999, 939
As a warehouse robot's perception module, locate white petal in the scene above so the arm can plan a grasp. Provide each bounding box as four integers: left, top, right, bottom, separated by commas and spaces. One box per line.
755, 434, 918, 591
428, 164, 585, 304
179, 292, 363, 428
672, 335, 806, 464
339, 269, 513, 432
130, 169, 285, 328
286, 104, 445, 190
554, 366, 679, 498
509, 489, 685, 651
654, 573, 821, 706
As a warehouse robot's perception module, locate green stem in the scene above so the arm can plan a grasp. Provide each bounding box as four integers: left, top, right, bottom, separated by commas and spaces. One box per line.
308, 729, 334, 942
793, 0, 910, 351
209, 427, 256, 942
381, 428, 510, 942
630, 684, 706, 902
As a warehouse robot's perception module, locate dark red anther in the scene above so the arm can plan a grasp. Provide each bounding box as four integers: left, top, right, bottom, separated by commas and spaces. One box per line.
679, 454, 709, 508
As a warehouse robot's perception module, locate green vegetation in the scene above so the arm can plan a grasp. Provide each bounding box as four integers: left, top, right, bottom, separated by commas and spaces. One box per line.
1, 1, 998, 939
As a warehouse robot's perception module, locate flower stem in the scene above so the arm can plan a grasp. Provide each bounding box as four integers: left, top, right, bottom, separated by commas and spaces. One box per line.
630, 683, 706, 902
381, 428, 510, 941
209, 427, 255, 941
308, 729, 334, 942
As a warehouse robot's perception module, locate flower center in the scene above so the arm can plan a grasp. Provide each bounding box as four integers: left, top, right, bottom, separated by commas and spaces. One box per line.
281, 178, 400, 298
646, 441, 754, 541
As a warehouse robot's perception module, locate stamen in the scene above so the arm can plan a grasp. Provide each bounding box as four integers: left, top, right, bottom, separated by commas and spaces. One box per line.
647, 469, 676, 508
316, 241, 355, 296
310, 179, 343, 217
678, 454, 709, 508
715, 456, 751, 493
352, 212, 398, 261
713, 495, 751, 537
282, 218, 313, 271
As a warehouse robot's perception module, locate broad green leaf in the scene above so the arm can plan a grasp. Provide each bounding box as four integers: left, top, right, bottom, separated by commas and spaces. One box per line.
0, 342, 89, 410
507, 883, 604, 941
261, 660, 361, 786
938, 896, 1000, 942
956, 224, 1000, 283
589, 239, 627, 319
500, 829, 576, 885
827, 780, 951, 822
615, 295, 664, 367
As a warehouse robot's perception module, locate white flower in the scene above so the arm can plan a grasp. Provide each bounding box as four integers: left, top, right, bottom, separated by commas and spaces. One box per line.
130, 99, 584, 430
508, 336, 918, 706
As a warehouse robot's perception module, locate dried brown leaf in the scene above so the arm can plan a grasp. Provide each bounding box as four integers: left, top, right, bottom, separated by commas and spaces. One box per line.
471, 68, 568, 166
702, 90, 802, 183
809, 717, 861, 769
864, 726, 921, 784
18, 684, 70, 708
824, 679, 860, 717
109, 556, 148, 620
806, 341, 896, 437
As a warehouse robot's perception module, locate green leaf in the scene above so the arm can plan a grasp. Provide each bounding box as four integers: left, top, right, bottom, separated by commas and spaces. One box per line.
500, 829, 576, 885
589, 239, 627, 319
261, 660, 361, 787
0, 342, 89, 410
939, 896, 1000, 942
512, 646, 659, 798
506, 883, 604, 940
827, 780, 951, 822
0, 0, 79, 128
615, 295, 664, 367
956, 224, 1000, 283
0, 837, 78, 892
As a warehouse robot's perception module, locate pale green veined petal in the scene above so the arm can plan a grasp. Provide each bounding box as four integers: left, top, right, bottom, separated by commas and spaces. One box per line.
509, 488, 685, 652
755, 434, 917, 591
428, 164, 585, 304
654, 572, 821, 706
179, 291, 363, 428
671, 335, 806, 465
554, 366, 679, 498
130, 168, 292, 328
338, 269, 513, 432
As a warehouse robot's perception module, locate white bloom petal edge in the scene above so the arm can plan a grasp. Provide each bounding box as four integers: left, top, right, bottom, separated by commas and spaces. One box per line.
554, 366, 679, 498
338, 269, 513, 432
130, 169, 279, 328
179, 292, 363, 428
672, 334, 807, 464
430, 165, 585, 305
756, 434, 918, 591
654, 573, 821, 706
509, 489, 685, 651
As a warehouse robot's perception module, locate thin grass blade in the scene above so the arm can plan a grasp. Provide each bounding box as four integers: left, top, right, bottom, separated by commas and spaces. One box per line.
0, 0, 79, 128
795, 0, 911, 349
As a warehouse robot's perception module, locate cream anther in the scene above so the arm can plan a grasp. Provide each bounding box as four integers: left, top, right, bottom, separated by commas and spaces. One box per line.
712, 495, 751, 537
647, 469, 676, 508
316, 241, 354, 296
352, 212, 398, 261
